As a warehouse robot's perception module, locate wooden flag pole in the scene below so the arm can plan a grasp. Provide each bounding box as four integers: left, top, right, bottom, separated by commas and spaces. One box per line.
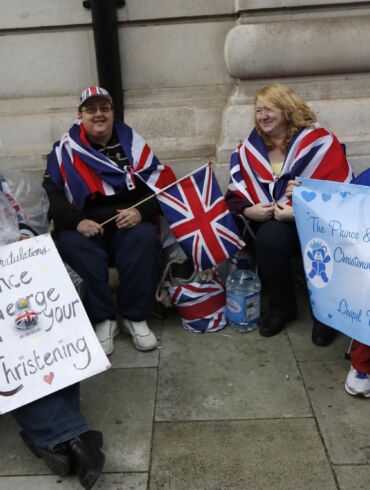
100, 161, 212, 227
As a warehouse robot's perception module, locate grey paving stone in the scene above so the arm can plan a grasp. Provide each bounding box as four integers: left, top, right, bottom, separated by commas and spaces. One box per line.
286, 287, 350, 362
0, 413, 48, 475
156, 314, 311, 421
287, 320, 350, 362
81, 368, 157, 472
335, 465, 370, 490
0, 473, 148, 489
150, 419, 336, 490
300, 360, 370, 464
0, 369, 157, 477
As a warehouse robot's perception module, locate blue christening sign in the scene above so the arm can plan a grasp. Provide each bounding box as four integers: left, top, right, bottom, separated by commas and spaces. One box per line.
293, 178, 370, 346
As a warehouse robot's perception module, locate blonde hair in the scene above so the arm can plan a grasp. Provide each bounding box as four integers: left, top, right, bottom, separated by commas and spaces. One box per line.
254, 83, 317, 152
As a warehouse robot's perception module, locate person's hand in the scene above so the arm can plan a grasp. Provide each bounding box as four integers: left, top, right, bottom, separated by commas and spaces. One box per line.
274, 202, 295, 222
243, 203, 274, 222
285, 180, 301, 199
18, 235, 29, 241
76, 219, 103, 237
115, 208, 142, 229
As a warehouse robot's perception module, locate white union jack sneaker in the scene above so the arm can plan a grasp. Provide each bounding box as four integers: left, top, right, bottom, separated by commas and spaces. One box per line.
345, 366, 370, 397
94, 319, 119, 356
122, 319, 158, 351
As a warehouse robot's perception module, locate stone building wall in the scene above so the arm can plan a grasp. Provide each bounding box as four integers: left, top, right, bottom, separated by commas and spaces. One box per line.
0, 1, 370, 185
0, 0, 234, 179
217, 0, 370, 184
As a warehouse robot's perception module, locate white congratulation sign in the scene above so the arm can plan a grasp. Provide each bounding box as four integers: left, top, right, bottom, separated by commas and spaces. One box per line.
0, 234, 110, 414
293, 178, 370, 346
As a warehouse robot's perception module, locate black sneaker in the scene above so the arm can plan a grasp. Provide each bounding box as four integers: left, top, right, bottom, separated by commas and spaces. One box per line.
20, 431, 71, 477
67, 430, 105, 489
312, 320, 336, 346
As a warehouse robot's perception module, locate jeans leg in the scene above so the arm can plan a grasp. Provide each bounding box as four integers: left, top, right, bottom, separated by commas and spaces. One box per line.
60, 383, 80, 412
256, 220, 300, 316
111, 223, 160, 320
57, 231, 116, 322
13, 384, 89, 450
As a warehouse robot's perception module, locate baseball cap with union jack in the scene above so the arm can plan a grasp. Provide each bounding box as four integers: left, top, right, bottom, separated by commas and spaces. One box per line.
78, 86, 113, 109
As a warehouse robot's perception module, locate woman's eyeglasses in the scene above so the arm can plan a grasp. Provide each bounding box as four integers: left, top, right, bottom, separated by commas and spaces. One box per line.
80, 105, 113, 115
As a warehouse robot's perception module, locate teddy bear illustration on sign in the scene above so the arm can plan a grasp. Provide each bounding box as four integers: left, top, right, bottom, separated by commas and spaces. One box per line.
307, 241, 331, 283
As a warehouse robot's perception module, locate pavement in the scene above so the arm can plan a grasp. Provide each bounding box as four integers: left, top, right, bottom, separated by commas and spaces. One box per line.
1, 284, 370, 490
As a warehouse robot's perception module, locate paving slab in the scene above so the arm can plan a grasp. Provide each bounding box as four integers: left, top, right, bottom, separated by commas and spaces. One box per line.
334, 465, 370, 490
149, 419, 336, 490
0, 413, 48, 475
300, 360, 370, 464
81, 368, 157, 472
286, 287, 351, 362
156, 314, 311, 421
2, 298, 366, 489
287, 320, 350, 362
0, 472, 148, 490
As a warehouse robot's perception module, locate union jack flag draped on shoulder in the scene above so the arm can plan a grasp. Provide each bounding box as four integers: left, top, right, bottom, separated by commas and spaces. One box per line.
157, 163, 245, 271
228, 125, 353, 205
47, 120, 175, 209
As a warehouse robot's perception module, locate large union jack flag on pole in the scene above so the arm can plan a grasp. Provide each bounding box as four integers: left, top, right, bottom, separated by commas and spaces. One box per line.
157, 163, 245, 271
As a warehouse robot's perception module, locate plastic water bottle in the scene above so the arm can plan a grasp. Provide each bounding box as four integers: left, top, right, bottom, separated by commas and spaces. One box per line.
225, 259, 261, 333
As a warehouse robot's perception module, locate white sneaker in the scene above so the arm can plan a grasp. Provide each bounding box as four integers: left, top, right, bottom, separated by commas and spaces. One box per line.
122, 319, 158, 351
94, 319, 118, 356
345, 366, 370, 397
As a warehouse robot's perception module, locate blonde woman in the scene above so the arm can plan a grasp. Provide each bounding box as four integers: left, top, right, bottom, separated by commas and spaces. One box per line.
226, 83, 352, 344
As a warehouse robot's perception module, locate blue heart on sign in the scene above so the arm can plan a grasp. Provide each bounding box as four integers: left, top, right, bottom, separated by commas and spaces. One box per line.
328, 313, 332, 318
322, 193, 331, 202
302, 191, 316, 202
340, 192, 348, 198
